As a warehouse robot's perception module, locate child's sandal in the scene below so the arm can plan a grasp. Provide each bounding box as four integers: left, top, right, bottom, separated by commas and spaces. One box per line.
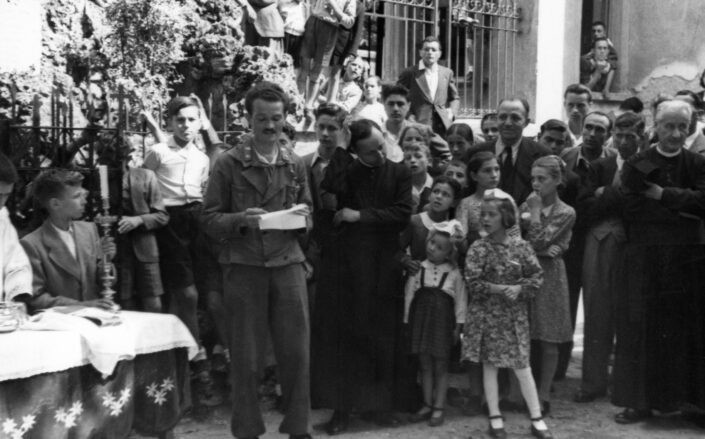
428, 407, 444, 427
530, 416, 554, 439
488, 415, 507, 439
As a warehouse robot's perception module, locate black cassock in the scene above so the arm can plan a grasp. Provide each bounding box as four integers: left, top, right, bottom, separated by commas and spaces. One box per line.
311, 148, 413, 412
613, 146, 705, 412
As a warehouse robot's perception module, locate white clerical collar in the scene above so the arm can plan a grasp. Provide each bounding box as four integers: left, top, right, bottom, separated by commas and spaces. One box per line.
655, 145, 682, 157
418, 60, 438, 73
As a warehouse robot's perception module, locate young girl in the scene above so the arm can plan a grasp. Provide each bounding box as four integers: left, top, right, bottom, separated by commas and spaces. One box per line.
520, 156, 575, 415
352, 75, 387, 127
404, 221, 467, 427
447, 123, 475, 161
399, 176, 462, 272
400, 123, 434, 213
455, 151, 500, 243
463, 189, 553, 439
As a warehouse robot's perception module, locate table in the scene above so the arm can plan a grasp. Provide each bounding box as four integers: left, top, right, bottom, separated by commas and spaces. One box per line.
0, 311, 198, 438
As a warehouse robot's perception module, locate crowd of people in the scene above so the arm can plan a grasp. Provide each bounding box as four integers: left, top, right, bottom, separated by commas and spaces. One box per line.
3, 31, 705, 439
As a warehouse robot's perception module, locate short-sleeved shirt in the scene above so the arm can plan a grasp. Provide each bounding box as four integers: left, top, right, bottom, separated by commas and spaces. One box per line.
142, 136, 210, 207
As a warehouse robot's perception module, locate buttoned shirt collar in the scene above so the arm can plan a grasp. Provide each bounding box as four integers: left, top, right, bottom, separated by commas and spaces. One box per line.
495, 136, 522, 165
576, 144, 608, 169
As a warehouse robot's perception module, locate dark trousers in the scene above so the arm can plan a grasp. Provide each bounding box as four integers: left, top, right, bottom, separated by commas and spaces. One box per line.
223, 263, 310, 438
557, 230, 585, 378
580, 227, 623, 394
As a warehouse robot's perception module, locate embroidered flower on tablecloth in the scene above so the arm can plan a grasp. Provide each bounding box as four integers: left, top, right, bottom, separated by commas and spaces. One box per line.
2, 414, 36, 439
102, 388, 131, 416
54, 401, 83, 428
146, 377, 175, 405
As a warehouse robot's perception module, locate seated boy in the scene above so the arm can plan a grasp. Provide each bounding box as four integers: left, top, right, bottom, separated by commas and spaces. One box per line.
0, 153, 32, 303
20, 170, 115, 311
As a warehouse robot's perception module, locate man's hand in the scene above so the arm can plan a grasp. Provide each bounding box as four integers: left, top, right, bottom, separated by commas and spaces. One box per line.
244, 208, 268, 229
595, 186, 605, 197
643, 182, 663, 200
402, 258, 421, 275
293, 205, 311, 216
117, 216, 144, 234
546, 245, 561, 258
81, 298, 115, 310
101, 237, 116, 261
333, 208, 360, 226
189, 93, 212, 131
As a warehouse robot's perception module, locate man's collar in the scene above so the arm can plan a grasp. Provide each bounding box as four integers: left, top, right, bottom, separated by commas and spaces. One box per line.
656, 144, 682, 157
235, 134, 293, 167
167, 135, 194, 151
418, 60, 438, 72
576, 144, 607, 166
496, 136, 522, 151
616, 154, 625, 170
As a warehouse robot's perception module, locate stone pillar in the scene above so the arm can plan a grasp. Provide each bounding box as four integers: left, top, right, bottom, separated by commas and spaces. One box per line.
535, 0, 582, 123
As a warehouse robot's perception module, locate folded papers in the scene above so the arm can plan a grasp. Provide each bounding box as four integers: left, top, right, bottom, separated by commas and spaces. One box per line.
258, 204, 307, 230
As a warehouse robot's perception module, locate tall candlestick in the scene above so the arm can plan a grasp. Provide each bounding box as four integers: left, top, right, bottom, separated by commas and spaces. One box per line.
99, 165, 109, 201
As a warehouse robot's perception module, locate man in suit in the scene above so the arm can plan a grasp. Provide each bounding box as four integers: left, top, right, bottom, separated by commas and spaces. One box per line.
557, 110, 616, 379
574, 111, 644, 403
397, 35, 460, 138
463, 97, 551, 205
117, 166, 169, 313
20, 170, 115, 311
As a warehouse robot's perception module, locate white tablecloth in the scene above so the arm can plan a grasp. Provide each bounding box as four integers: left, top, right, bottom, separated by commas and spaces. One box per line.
0, 311, 198, 381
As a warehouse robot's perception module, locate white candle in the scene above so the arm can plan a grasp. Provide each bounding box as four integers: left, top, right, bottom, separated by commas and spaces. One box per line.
99, 165, 109, 201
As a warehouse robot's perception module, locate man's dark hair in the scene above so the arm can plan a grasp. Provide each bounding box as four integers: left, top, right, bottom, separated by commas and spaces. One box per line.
593, 37, 609, 49
498, 96, 531, 120
539, 119, 568, 135
166, 96, 200, 119
585, 110, 613, 132
32, 169, 84, 210
0, 152, 18, 184
614, 111, 645, 136
244, 81, 290, 115
421, 35, 442, 50
382, 84, 409, 102
314, 102, 348, 127
480, 112, 498, 127
675, 89, 704, 111
592, 21, 606, 30
564, 83, 593, 102
619, 97, 644, 114
349, 119, 382, 153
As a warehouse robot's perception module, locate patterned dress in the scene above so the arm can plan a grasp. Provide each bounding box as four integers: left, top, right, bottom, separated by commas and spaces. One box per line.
462, 237, 543, 369
519, 199, 576, 343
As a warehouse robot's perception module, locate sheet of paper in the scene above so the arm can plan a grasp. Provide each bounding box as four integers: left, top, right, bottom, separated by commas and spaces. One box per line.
258, 204, 307, 230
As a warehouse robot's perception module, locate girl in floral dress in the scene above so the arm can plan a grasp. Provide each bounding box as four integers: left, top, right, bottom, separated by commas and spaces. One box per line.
463, 189, 553, 439
520, 156, 575, 415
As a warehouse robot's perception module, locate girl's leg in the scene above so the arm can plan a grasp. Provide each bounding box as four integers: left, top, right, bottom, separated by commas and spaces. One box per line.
538, 341, 559, 404
482, 363, 503, 429
416, 354, 434, 415
513, 367, 548, 431
432, 357, 450, 418
466, 362, 484, 413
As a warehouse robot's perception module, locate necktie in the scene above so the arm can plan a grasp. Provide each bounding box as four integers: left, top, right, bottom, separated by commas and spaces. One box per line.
502, 146, 514, 181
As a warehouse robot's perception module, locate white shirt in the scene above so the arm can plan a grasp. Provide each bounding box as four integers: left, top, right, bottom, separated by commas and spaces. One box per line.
0, 207, 32, 301
495, 136, 522, 165
616, 154, 625, 171
50, 222, 77, 260
143, 136, 210, 207
419, 60, 439, 101
404, 260, 467, 324
254, 148, 280, 165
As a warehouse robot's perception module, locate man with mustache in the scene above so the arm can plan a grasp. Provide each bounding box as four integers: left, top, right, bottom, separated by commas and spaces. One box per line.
202, 82, 313, 439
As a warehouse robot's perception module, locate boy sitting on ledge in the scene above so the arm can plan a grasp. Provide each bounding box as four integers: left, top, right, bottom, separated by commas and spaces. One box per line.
20, 169, 116, 311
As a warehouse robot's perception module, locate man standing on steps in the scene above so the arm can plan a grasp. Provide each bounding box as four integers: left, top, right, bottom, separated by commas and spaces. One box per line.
202, 81, 313, 439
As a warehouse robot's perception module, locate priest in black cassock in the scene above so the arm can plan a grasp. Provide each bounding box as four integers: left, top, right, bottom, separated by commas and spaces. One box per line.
310, 119, 413, 434
612, 100, 705, 424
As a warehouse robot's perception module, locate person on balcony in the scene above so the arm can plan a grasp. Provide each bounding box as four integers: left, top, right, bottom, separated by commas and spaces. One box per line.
397, 35, 460, 138
581, 37, 616, 98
